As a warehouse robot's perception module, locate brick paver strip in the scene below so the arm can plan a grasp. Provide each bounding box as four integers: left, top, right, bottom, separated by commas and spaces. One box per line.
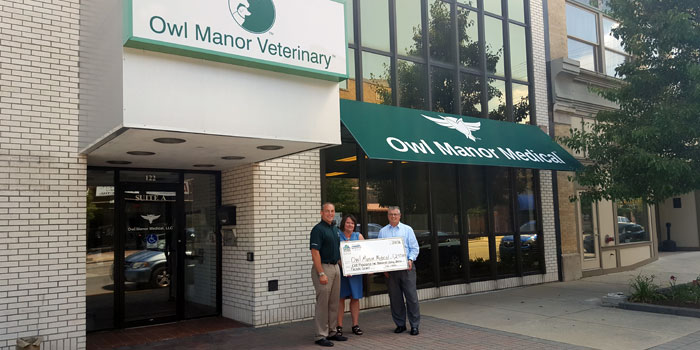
116, 309, 593, 350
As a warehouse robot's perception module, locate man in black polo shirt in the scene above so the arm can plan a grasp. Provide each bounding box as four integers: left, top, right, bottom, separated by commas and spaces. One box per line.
310, 202, 347, 347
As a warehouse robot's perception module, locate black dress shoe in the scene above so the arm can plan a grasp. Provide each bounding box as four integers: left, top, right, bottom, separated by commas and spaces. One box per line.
410, 327, 419, 336
394, 326, 407, 333
315, 338, 334, 347
326, 334, 348, 341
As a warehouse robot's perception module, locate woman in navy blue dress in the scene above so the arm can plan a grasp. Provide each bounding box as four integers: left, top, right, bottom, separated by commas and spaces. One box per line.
337, 214, 364, 336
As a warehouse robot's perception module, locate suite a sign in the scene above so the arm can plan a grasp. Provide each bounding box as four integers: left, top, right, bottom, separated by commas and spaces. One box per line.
123, 0, 348, 81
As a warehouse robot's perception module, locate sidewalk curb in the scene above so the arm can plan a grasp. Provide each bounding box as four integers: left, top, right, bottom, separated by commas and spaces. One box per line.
618, 301, 700, 318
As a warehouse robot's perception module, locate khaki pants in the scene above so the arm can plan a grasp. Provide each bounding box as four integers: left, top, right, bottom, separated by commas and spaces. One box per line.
311, 263, 340, 341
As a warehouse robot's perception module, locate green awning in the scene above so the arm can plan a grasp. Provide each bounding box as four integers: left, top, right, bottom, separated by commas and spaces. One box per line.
340, 100, 581, 171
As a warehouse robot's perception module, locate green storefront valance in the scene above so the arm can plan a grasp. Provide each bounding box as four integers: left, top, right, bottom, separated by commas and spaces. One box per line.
340, 100, 581, 171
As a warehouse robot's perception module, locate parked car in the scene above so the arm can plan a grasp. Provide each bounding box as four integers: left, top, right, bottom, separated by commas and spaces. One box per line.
618, 222, 647, 243
499, 221, 539, 261
124, 249, 170, 288
355, 223, 384, 239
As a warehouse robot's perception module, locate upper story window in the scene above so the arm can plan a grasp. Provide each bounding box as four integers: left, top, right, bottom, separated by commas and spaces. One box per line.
341, 0, 533, 124
565, 1, 628, 77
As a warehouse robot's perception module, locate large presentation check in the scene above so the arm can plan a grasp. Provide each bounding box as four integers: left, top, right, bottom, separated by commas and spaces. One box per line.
339, 237, 408, 276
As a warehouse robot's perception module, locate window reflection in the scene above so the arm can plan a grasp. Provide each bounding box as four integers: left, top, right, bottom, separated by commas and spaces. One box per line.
488, 167, 512, 234
581, 201, 596, 259
512, 83, 530, 124
324, 143, 360, 220
487, 78, 507, 120
459, 166, 487, 235
568, 39, 596, 71
400, 162, 433, 287
605, 50, 625, 77
397, 60, 427, 110
468, 236, 492, 279
602, 18, 623, 52
362, 52, 393, 105
396, 0, 423, 57
484, 0, 502, 15
429, 0, 455, 63
431, 164, 464, 283
484, 16, 504, 77
87, 170, 115, 332
566, 4, 598, 43
184, 173, 218, 318
496, 234, 517, 275
345, 0, 354, 44
458, 7, 480, 69
509, 24, 529, 82
457, 0, 477, 8
508, 0, 525, 23
460, 73, 482, 117
340, 48, 357, 100
366, 159, 397, 294
617, 199, 650, 244
360, 0, 390, 51
516, 169, 541, 273
431, 66, 455, 113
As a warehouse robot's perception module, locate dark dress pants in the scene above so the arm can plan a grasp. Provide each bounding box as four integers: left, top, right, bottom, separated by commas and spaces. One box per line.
387, 268, 420, 328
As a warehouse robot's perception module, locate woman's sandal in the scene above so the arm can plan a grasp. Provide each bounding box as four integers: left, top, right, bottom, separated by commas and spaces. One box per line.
352, 325, 363, 335
336, 326, 343, 337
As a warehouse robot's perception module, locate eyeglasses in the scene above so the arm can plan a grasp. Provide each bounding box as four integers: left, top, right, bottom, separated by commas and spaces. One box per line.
388, 213, 400, 216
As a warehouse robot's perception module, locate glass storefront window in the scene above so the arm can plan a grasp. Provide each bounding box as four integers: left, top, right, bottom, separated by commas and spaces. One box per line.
484, 16, 505, 77
509, 24, 529, 82
400, 162, 433, 287
616, 199, 650, 244
431, 66, 455, 113
429, 0, 455, 63
516, 169, 541, 273
459, 166, 488, 235
457, 0, 477, 8
396, 0, 423, 58
487, 78, 507, 120
458, 7, 480, 69
431, 164, 463, 283
468, 235, 492, 279
512, 82, 530, 124
345, 0, 355, 45
508, 0, 525, 23
488, 167, 512, 234
360, 0, 390, 52
484, 0, 502, 16
87, 170, 115, 332
324, 144, 360, 221
184, 173, 218, 318
340, 48, 357, 100
362, 52, 393, 105
397, 60, 428, 110
460, 73, 482, 117
366, 159, 397, 294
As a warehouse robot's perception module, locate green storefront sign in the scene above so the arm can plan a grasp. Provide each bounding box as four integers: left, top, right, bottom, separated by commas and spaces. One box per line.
340, 100, 581, 171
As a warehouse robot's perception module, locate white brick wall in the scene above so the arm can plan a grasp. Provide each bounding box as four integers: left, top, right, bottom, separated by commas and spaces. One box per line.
530, 0, 560, 279
221, 151, 319, 326
0, 0, 85, 349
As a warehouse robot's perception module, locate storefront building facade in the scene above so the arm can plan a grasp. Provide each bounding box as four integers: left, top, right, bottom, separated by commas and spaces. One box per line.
1, 0, 582, 349
548, 0, 658, 280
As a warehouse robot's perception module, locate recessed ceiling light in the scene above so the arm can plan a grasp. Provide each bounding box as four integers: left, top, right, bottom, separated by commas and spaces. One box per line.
193, 164, 216, 168
257, 145, 284, 151
127, 151, 156, 156
107, 160, 132, 165
154, 137, 186, 144
221, 156, 246, 160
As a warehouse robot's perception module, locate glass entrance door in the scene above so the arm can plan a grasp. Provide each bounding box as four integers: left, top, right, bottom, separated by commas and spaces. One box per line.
120, 184, 181, 324
578, 192, 601, 270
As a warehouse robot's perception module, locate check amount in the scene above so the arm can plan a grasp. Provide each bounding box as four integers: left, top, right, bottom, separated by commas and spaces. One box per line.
339, 237, 408, 276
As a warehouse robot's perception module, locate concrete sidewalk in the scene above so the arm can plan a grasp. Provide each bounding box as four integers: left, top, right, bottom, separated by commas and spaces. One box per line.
116, 252, 700, 350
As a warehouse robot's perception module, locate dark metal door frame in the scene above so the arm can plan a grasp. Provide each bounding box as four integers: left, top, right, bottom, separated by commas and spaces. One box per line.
114, 181, 184, 328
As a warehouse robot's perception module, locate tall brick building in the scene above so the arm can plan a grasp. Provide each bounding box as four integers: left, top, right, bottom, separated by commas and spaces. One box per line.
0, 1, 599, 349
